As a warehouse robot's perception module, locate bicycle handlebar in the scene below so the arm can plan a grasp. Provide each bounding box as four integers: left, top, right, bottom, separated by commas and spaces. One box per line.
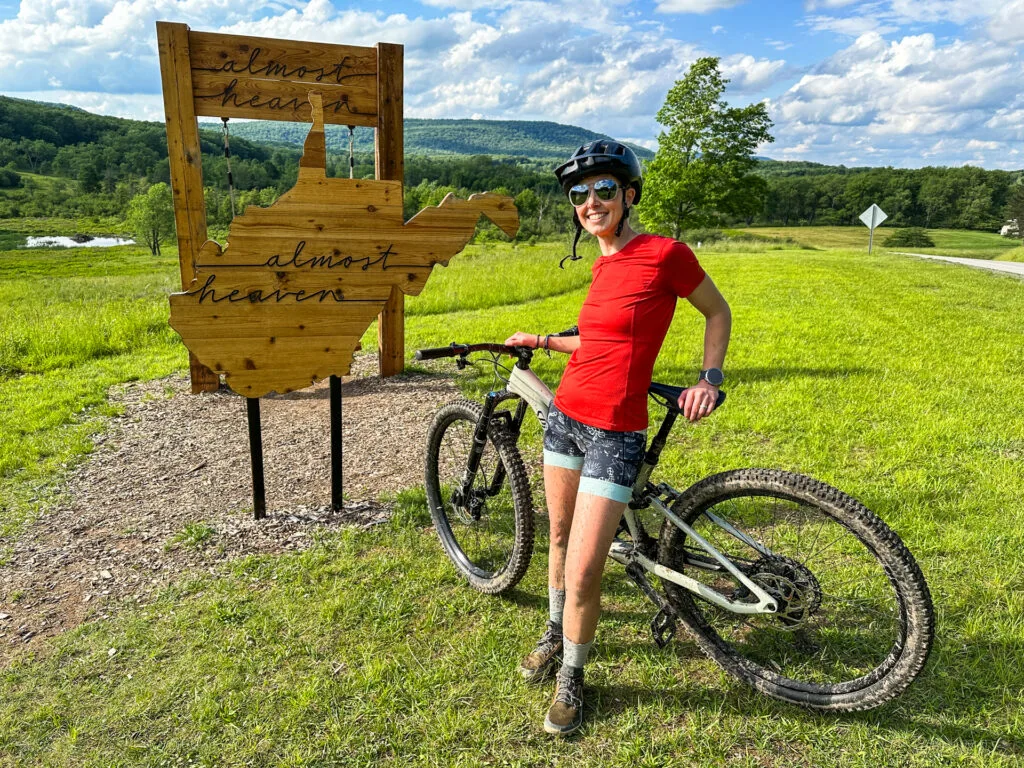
413, 342, 517, 360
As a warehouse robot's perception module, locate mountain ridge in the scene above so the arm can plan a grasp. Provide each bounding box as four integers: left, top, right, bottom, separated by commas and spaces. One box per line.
200, 118, 656, 161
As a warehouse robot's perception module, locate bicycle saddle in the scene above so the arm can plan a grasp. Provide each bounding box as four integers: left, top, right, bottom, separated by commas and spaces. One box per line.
648, 381, 726, 414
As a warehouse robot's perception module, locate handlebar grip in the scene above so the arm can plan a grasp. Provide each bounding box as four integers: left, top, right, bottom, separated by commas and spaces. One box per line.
413, 345, 463, 361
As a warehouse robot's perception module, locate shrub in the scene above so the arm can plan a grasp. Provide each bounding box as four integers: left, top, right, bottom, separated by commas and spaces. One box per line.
882, 227, 935, 248
0, 166, 21, 188
682, 228, 725, 244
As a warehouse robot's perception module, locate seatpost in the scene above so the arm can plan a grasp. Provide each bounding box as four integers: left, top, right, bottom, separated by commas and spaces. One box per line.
630, 411, 677, 505
645, 411, 678, 467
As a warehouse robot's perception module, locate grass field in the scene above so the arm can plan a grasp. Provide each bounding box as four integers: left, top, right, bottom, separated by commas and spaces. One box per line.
1, 228, 1023, 765
994, 245, 1024, 262
741, 225, 1019, 259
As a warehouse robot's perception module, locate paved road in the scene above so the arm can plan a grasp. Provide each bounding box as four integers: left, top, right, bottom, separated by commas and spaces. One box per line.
896, 252, 1024, 278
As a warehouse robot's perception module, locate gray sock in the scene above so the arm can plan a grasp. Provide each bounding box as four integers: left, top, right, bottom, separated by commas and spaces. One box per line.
548, 587, 566, 626
561, 637, 593, 671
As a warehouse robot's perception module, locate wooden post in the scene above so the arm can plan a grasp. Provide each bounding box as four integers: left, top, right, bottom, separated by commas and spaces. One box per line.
375, 42, 405, 377
157, 21, 220, 393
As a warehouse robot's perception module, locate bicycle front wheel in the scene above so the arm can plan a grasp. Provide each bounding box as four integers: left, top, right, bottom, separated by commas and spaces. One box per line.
424, 399, 534, 594
658, 468, 934, 712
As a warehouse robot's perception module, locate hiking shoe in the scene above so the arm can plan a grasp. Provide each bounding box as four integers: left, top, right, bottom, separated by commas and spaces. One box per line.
544, 666, 584, 736
519, 620, 562, 683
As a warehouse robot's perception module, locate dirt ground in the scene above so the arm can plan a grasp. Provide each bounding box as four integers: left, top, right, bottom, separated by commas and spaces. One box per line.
0, 355, 464, 664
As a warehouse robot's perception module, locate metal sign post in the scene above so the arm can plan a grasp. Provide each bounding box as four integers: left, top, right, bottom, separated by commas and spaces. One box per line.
859, 204, 888, 253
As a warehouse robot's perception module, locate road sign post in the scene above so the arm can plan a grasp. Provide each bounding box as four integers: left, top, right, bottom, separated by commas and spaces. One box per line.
859, 204, 888, 253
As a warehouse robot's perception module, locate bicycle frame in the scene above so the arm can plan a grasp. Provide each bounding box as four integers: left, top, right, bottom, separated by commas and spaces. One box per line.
502, 355, 779, 617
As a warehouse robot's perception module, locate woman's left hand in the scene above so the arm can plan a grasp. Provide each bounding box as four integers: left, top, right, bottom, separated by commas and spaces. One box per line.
679, 381, 719, 422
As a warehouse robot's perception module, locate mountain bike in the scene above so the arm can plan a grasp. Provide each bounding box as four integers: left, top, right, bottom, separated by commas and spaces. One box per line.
414, 342, 934, 712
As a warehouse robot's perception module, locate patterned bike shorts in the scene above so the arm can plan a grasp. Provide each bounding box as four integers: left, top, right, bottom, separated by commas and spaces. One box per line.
542, 403, 647, 503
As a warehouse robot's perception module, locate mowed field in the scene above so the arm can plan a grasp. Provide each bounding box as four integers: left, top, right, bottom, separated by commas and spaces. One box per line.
1, 226, 1023, 766
741, 225, 1020, 259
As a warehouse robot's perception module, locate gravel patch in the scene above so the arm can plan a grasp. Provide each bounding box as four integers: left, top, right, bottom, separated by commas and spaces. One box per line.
0, 354, 461, 664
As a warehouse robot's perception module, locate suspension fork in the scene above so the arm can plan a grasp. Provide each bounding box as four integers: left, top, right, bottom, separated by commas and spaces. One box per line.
484, 399, 527, 496
461, 391, 500, 499
460, 392, 527, 501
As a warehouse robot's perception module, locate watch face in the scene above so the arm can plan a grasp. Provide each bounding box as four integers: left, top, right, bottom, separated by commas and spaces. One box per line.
704, 368, 724, 386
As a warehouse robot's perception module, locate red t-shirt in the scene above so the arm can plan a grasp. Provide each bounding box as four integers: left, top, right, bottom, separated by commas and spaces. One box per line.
554, 234, 706, 431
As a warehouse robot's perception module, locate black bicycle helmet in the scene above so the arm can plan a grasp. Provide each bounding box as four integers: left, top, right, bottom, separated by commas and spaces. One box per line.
554, 140, 643, 204
556, 140, 643, 267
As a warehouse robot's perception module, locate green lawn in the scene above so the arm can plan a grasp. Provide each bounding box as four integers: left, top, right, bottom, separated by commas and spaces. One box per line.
1, 234, 1023, 765
994, 246, 1024, 262
0, 244, 184, 537
742, 225, 1018, 258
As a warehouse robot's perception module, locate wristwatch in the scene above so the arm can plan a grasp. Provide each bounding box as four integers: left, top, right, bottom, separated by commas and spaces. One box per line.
698, 368, 725, 387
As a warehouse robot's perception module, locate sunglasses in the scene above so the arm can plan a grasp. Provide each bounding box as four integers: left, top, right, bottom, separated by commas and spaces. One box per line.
568, 178, 621, 206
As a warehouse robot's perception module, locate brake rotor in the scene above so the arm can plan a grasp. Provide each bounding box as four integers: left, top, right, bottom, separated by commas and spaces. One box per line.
750, 555, 822, 630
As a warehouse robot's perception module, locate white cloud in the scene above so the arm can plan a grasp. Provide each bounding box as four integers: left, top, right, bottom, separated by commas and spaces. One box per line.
987, 0, 1024, 43
766, 39, 793, 50
805, 13, 897, 37
419, 0, 514, 9
805, 0, 861, 8
0, 0, 717, 144
769, 30, 1024, 168
721, 54, 788, 91
3, 89, 167, 121
655, 0, 745, 13
1, 0, 1021, 169
711, 25, 725, 33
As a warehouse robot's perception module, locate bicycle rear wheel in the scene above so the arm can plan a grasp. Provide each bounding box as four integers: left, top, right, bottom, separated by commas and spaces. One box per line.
424, 399, 534, 594
658, 468, 934, 712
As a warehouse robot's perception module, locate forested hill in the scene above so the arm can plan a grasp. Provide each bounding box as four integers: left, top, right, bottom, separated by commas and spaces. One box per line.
202, 118, 655, 161
1, 94, 1019, 233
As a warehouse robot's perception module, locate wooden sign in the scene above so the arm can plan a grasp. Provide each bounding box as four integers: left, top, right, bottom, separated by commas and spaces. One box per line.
157, 22, 406, 391
168, 93, 519, 398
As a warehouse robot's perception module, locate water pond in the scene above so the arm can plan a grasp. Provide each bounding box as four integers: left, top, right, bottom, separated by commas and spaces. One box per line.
24, 235, 136, 248
0, 231, 136, 250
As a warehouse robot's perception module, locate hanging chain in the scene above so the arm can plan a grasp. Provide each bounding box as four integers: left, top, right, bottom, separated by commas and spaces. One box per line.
347, 125, 356, 179
221, 117, 237, 219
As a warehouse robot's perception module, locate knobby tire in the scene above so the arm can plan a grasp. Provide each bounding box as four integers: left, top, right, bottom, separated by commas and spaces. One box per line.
424, 399, 534, 594
658, 468, 934, 712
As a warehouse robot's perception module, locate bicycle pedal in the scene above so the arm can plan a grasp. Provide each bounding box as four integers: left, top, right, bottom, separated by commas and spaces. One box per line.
650, 609, 676, 649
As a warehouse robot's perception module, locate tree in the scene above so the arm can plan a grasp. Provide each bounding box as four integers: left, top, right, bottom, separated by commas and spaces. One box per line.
639, 57, 774, 238
1005, 182, 1024, 243
126, 183, 175, 255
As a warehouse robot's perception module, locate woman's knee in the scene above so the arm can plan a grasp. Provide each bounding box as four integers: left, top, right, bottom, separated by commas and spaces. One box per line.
565, 559, 605, 601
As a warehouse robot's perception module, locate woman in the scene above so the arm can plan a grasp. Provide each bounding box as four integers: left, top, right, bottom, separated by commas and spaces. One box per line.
504, 141, 731, 736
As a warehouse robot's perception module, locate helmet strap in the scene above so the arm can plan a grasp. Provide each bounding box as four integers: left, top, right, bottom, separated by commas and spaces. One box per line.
616, 189, 630, 238
560, 216, 585, 269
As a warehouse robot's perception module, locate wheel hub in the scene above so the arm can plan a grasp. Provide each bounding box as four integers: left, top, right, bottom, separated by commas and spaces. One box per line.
447, 488, 485, 522
750, 555, 822, 629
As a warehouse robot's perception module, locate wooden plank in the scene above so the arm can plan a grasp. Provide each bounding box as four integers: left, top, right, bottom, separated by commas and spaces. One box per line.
188, 31, 377, 87
271, 177, 402, 209
375, 43, 404, 186
184, 269, 424, 297
170, 297, 384, 397
157, 21, 219, 393
375, 42, 405, 378
378, 286, 405, 377
192, 71, 378, 126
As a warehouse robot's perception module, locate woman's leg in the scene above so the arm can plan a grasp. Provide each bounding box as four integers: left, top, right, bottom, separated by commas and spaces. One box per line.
561, 492, 627, 645
543, 463, 581, 591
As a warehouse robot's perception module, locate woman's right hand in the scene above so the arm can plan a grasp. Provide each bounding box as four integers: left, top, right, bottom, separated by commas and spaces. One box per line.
504, 331, 539, 348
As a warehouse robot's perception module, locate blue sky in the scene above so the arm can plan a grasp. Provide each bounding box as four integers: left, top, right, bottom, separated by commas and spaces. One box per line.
1, 0, 1021, 169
